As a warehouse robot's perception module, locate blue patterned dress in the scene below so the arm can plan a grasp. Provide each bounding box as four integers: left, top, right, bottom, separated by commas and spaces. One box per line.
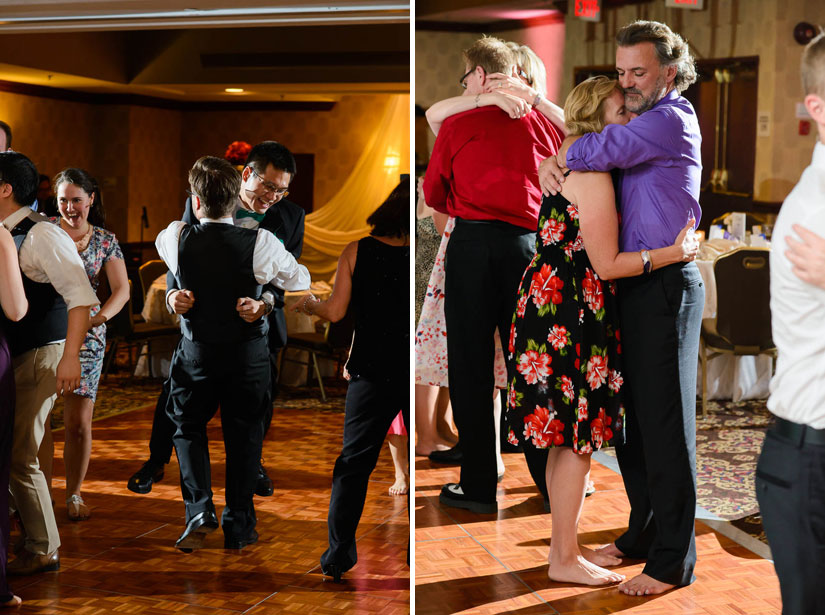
50, 220, 123, 400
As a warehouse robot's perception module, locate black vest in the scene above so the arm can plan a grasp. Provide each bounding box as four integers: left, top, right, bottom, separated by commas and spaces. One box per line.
177, 223, 267, 344
0, 211, 68, 357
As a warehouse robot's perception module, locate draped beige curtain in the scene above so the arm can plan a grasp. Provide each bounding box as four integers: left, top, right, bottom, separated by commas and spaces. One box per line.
300, 94, 410, 278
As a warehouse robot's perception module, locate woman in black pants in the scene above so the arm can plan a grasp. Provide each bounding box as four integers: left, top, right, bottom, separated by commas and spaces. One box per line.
294, 178, 409, 581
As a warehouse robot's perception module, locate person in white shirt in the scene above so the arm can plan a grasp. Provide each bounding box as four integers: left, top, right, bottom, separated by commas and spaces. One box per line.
0, 152, 98, 576
756, 32, 825, 615
155, 156, 309, 553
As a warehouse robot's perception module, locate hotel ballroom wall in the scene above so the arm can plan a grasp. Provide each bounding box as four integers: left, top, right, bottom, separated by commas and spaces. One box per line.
0, 90, 396, 243
417, 0, 825, 203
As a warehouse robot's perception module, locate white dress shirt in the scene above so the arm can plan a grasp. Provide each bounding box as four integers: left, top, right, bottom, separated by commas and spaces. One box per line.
155, 217, 310, 292
768, 140, 825, 429
1, 207, 99, 313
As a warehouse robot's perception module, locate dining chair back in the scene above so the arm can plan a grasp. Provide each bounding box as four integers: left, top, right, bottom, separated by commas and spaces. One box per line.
102, 280, 180, 378
699, 247, 776, 416
138, 260, 168, 301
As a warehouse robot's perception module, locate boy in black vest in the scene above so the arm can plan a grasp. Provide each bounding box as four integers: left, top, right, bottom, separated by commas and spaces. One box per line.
155, 156, 309, 552
0, 152, 98, 575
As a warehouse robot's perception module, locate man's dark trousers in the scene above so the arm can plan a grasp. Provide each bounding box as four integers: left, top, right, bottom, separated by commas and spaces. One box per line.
167, 335, 270, 539
444, 218, 547, 504
756, 423, 825, 615
145, 320, 284, 467
614, 262, 704, 586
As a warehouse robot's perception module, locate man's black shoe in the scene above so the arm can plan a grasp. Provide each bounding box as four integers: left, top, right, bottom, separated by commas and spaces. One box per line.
127, 460, 165, 494
428, 444, 462, 465
175, 511, 219, 553
224, 529, 259, 550
254, 463, 274, 497
439, 483, 496, 514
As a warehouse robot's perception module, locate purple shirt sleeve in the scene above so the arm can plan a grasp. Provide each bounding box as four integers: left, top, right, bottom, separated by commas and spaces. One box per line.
565, 92, 702, 252
566, 108, 679, 172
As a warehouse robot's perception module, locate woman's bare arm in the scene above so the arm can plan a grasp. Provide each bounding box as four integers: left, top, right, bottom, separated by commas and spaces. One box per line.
0, 226, 27, 321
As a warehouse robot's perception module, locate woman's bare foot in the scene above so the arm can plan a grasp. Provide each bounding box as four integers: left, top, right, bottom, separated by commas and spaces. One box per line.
389, 474, 409, 496
580, 545, 621, 567
547, 555, 625, 586
0, 595, 21, 608
618, 573, 675, 596
548, 545, 621, 567
595, 542, 625, 558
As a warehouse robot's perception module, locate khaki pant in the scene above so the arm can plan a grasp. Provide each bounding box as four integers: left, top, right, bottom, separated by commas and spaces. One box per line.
10, 343, 62, 555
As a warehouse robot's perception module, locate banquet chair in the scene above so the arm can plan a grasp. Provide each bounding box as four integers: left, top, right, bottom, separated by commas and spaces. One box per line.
102, 280, 180, 378
138, 259, 168, 300
699, 247, 776, 417
279, 310, 354, 402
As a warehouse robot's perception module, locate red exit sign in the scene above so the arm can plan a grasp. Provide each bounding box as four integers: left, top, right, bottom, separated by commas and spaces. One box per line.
575, 0, 601, 22
665, 0, 705, 8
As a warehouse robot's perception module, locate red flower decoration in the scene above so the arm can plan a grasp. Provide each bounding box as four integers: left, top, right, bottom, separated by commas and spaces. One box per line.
582, 268, 604, 314
585, 354, 608, 390
523, 405, 565, 448
516, 350, 552, 385
547, 324, 569, 351
224, 141, 252, 165
529, 264, 564, 308
539, 217, 566, 245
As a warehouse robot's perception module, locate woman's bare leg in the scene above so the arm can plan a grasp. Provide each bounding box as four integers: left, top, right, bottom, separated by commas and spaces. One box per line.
415, 384, 453, 455
63, 394, 94, 503
387, 434, 409, 495
546, 448, 624, 585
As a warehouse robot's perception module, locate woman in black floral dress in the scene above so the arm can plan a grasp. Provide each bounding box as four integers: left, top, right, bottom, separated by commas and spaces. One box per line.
507, 76, 698, 586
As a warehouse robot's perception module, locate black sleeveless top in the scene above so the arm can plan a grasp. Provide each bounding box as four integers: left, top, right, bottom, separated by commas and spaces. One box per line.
345, 236, 409, 383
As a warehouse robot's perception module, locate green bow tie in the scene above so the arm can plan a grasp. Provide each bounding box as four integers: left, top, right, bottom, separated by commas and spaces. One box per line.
236, 208, 265, 222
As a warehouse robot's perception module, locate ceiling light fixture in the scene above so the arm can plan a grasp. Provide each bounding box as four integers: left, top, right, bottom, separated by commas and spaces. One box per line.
225, 88, 244, 93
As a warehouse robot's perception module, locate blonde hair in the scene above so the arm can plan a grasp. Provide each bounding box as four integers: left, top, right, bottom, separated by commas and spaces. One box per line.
802, 31, 825, 98
564, 76, 622, 136
506, 42, 547, 97
463, 35, 514, 75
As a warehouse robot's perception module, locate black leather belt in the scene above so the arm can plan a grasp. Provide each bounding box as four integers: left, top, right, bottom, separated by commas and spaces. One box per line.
774, 417, 825, 446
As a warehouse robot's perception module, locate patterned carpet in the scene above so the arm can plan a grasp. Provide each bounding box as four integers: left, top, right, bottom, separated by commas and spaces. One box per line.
50, 367, 347, 430
598, 397, 772, 549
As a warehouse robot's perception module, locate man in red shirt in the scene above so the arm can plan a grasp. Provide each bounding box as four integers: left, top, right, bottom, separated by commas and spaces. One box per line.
423, 36, 563, 513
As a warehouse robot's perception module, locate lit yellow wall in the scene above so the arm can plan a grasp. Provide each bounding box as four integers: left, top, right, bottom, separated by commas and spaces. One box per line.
0, 89, 401, 242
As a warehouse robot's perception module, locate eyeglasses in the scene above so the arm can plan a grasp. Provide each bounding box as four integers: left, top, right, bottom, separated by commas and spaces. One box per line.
459, 66, 479, 89
248, 167, 289, 198
517, 67, 533, 86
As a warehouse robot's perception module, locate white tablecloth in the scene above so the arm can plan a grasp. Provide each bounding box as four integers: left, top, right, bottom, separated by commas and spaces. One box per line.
279, 284, 336, 387
696, 249, 772, 401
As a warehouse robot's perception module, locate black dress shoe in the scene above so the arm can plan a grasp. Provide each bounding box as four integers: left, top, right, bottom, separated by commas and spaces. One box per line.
175, 511, 219, 553
127, 460, 165, 494
439, 483, 496, 514
224, 529, 258, 550
321, 563, 343, 583
254, 463, 274, 497
428, 444, 462, 465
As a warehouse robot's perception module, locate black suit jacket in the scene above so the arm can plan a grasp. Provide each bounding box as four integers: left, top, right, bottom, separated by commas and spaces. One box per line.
166, 197, 306, 351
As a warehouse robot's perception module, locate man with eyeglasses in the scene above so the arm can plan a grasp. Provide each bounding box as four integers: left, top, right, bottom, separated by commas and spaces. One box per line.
126, 142, 306, 513
423, 36, 563, 514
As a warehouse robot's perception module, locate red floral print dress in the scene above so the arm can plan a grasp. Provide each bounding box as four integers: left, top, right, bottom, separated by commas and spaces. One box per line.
506, 193, 625, 454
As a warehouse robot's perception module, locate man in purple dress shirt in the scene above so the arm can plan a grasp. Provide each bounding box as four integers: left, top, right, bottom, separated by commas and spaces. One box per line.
541, 20, 703, 596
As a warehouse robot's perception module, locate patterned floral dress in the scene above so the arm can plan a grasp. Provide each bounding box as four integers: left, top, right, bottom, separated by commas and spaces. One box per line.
50, 219, 123, 401
414, 216, 508, 388
506, 193, 625, 454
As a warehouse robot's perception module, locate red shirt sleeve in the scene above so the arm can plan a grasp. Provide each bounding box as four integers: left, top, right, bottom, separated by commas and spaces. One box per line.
422, 120, 455, 215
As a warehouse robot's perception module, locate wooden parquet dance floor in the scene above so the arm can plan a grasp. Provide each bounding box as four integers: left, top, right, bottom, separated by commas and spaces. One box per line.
415, 450, 782, 615
11, 398, 410, 614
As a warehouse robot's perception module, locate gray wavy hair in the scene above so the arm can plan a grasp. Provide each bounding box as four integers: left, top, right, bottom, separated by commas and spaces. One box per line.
616, 20, 697, 93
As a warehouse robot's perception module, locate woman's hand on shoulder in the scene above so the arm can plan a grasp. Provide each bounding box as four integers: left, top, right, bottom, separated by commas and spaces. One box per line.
484, 72, 535, 103
482, 91, 530, 119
